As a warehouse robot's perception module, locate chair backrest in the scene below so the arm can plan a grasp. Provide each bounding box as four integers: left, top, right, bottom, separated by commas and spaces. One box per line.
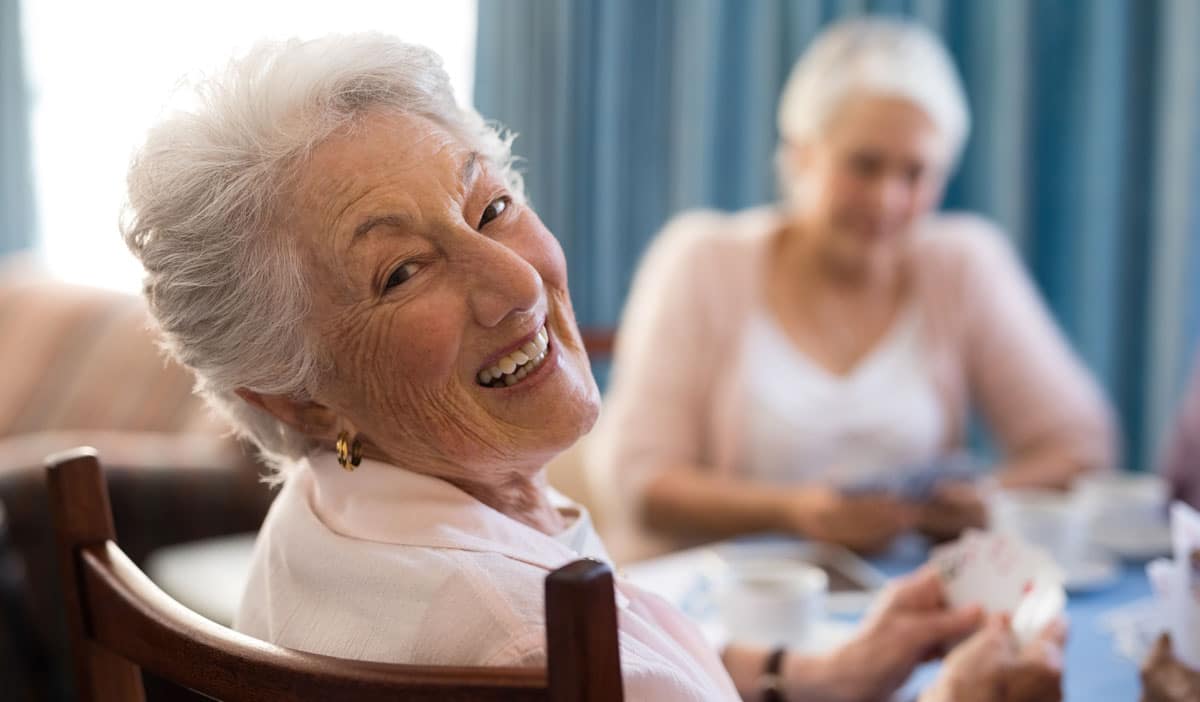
579, 328, 615, 360
47, 447, 624, 702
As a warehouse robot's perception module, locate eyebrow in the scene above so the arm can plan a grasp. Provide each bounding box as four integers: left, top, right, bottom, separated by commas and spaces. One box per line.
353, 213, 411, 240
349, 152, 481, 241
461, 151, 480, 191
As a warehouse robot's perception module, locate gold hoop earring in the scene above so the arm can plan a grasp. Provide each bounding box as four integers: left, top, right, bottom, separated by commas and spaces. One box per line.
335, 431, 362, 471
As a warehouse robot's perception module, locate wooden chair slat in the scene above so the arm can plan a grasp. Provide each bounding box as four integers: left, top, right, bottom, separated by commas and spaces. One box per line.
47, 446, 625, 701
546, 560, 624, 702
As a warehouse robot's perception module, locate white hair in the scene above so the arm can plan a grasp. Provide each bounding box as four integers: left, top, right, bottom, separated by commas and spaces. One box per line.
121, 33, 524, 477
776, 17, 970, 185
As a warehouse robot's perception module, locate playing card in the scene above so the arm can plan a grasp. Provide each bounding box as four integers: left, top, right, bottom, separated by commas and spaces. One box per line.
930, 529, 990, 607
1171, 502, 1200, 599
1147, 558, 1175, 597
930, 530, 1066, 643
840, 452, 984, 501
1166, 502, 1200, 669
1011, 582, 1066, 648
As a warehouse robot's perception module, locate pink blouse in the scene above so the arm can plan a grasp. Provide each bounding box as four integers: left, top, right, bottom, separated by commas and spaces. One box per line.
1162, 352, 1200, 508
235, 452, 740, 701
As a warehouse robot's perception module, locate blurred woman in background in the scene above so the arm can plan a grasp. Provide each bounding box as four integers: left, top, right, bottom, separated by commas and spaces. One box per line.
1161, 351, 1200, 508
595, 17, 1115, 556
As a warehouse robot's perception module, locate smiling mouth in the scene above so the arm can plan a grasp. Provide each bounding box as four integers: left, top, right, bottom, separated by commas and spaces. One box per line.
477, 324, 550, 388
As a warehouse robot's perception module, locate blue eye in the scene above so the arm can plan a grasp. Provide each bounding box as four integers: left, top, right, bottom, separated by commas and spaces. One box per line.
385, 262, 421, 290
479, 196, 510, 228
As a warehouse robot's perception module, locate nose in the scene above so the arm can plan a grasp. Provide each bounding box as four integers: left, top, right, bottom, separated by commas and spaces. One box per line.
464, 239, 544, 329
866, 173, 914, 219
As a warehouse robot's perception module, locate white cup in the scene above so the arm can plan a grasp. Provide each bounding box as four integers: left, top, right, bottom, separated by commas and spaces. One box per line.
1077, 473, 1168, 530
716, 560, 828, 647
988, 489, 1089, 570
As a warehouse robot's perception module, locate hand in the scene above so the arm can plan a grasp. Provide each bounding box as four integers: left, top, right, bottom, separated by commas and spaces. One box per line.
921, 614, 1066, 702
815, 567, 984, 701
782, 486, 918, 553
916, 482, 987, 543
1141, 633, 1200, 702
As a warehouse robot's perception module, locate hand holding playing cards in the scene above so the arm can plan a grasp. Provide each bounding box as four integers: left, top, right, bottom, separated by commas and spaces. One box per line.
785, 486, 918, 553
1141, 633, 1200, 702
819, 567, 983, 701
920, 613, 1066, 702
917, 482, 988, 543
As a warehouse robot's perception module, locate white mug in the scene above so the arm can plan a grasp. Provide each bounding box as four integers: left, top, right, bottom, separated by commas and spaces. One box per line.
1076, 473, 1167, 530
988, 488, 1089, 570
716, 560, 828, 648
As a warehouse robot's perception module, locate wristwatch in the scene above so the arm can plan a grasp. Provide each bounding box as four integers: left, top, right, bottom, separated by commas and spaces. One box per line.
760, 647, 787, 702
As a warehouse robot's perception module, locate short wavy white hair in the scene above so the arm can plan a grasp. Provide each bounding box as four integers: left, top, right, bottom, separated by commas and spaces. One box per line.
121, 34, 524, 474
776, 17, 970, 186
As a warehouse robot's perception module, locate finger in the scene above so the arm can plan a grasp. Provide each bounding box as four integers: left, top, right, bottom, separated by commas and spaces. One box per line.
1021, 637, 1065, 672
914, 604, 989, 652
934, 612, 1010, 671
884, 567, 946, 611
883, 499, 922, 528
1020, 617, 1068, 671
1002, 660, 1063, 701
855, 505, 918, 535
933, 481, 975, 503
856, 493, 921, 516
1036, 615, 1069, 648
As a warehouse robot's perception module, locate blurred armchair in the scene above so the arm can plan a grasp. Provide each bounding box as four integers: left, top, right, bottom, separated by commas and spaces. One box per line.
0, 257, 272, 701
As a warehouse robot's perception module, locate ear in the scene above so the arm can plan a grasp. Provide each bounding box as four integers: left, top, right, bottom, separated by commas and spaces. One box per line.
234, 388, 340, 440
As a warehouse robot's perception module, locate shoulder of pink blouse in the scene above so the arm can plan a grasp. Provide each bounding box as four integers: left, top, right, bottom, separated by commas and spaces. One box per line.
593, 207, 778, 503
911, 213, 1116, 470
1162, 354, 1200, 507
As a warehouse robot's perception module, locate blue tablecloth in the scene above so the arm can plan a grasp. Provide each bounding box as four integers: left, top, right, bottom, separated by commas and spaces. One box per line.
867, 536, 1150, 702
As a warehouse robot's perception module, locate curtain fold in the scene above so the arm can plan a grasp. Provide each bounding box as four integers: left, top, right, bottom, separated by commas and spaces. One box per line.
475, 0, 1200, 468
1, 0, 34, 255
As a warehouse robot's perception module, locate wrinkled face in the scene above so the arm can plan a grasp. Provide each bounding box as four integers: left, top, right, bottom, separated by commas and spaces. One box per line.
788, 95, 950, 271
284, 111, 600, 483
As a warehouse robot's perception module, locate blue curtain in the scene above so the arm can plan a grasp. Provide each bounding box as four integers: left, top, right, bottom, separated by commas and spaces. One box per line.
1, 0, 34, 255
475, 0, 1200, 469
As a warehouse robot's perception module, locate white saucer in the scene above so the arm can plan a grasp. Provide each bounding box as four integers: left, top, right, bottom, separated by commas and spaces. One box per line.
1064, 556, 1121, 593
704, 618, 858, 654
1092, 522, 1173, 560
791, 619, 858, 654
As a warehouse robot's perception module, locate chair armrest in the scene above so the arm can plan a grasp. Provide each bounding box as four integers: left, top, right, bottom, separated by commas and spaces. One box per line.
0, 435, 272, 688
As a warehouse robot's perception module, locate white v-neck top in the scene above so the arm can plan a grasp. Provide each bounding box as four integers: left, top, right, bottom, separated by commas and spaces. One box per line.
735, 305, 945, 488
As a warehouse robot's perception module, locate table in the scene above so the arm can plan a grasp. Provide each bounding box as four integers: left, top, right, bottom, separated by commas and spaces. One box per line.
624, 534, 1152, 701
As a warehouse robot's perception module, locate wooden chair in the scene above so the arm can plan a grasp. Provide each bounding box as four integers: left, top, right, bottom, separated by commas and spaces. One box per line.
46, 447, 624, 701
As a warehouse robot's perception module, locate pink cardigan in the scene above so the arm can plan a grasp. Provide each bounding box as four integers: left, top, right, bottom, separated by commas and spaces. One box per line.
593, 208, 1116, 515
1162, 353, 1200, 508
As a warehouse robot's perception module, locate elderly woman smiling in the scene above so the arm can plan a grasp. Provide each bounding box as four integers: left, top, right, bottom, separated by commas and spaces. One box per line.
121, 34, 1062, 702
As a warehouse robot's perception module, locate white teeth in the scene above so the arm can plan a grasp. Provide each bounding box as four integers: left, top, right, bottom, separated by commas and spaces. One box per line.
476, 324, 553, 387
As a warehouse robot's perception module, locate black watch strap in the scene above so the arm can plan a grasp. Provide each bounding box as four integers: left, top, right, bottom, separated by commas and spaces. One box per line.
761, 646, 788, 702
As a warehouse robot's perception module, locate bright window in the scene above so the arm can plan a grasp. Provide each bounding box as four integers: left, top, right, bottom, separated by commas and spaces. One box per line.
24, 1, 477, 292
